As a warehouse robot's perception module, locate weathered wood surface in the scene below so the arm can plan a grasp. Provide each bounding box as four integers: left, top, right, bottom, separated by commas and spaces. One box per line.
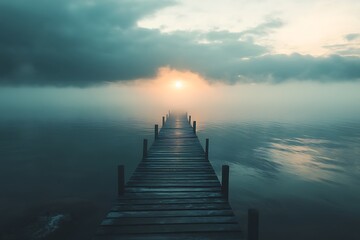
94, 113, 242, 239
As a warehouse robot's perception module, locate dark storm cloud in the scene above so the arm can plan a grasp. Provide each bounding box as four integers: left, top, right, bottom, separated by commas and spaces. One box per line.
0, 0, 359, 86
0, 0, 177, 86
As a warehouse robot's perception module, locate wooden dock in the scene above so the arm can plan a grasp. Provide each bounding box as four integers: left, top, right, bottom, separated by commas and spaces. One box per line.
94, 112, 258, 240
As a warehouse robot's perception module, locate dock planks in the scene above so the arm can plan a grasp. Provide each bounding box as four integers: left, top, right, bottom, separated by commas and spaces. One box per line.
94, 113, 243, 240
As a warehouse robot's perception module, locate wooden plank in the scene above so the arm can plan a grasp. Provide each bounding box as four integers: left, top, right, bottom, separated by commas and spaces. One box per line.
138, 164, 211, 167
131, 175, 217, 179
150, 146, 204, 149
127, 183, 221, 188
146, 153, 204, 155
96, 223, 241, 235
107, 209, 235, 218
136, 167, 214, 171
142, 159, 208, 162
128, 179, 220, 184
134, 168, 215, 172
131, 171, 216, 175
125, 187, 221, 193
119, 191, 224, 199
101, 216, 238, 226
115, 198, 227, 205
147, 151, 205, 154
131, 173, 216, 177
94, 232, 242, 240
130, 176, 219, 180
145, 156, 205, 159
127, 183, 220, 187
138, 164, 210, 167
111, 203, 231, 211
152, 142, 201, 146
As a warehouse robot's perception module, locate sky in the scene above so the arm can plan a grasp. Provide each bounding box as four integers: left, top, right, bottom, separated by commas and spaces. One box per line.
1, 2, 360, 239
0, 0, 360, 86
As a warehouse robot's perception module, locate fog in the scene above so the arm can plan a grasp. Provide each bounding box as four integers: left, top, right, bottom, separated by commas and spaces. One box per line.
1, 69, 360, 124
1, 75, 360, 239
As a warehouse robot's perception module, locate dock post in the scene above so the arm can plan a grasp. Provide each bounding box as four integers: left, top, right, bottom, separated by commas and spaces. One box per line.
143, 139, 148, 159
193, 121, 197, 134
222, 165, 229, 200
189, 115, 191, 124
248, 209, 259, 240
205, 138, 209, 160
162, 116, 165, 127
118, 165, 125, 196
155, 124, 159, 139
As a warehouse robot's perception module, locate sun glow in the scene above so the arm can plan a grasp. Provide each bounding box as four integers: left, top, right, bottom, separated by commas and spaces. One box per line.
175, 80, 183, 89
119, 67, 222, 113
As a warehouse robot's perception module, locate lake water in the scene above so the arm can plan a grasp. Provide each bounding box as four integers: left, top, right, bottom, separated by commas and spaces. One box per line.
1, 114, 359, 240
0, 83, 360, 240
198, 119, 360, 240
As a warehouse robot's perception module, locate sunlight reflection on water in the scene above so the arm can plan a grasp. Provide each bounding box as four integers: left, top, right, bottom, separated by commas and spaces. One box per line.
197, 119, 360, 239
259, 138, 341, 182
199, 120, 360, 184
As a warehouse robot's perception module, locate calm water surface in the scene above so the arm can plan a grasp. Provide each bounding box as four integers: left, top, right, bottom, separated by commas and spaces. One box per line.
198, 120, 360, 240
0, 114, 359, 239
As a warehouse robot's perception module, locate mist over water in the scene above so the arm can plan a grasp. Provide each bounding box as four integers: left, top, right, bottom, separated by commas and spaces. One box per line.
0, 81, 360, 239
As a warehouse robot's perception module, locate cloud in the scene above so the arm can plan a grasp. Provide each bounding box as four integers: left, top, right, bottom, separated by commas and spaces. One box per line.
231, 54, 360, 83
323, 33, 360, 57
0, 0, 359, 86
240, 18, 284, 37
0, 0, 177, 86
345, 33, 360, 41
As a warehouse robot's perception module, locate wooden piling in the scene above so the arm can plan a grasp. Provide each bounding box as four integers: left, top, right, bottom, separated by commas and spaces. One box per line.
155, 124, 159, 139
248, 208, 259, 240
205, 138, 209, 160
162, 116, 165, 126
189, 115, 191, 124
222, 165, 229, 200
117, 165, 125, 196
142, 139, 148, 159
193, 121, 196, 134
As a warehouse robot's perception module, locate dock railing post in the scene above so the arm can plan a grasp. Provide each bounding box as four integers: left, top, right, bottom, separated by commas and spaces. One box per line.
222, 165, 229, 200
189, 115, 191, 124
143, 139, 148, 159
118, 165, 125, 196
155, 124, 159, 139
205, 138, 209, 160
162, 116, 165, 127
193, 121, 196, 134
248, 209, 259, 240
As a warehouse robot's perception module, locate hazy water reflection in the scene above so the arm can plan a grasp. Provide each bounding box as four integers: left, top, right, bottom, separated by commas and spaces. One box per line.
0, 116, 156, 239
198, 120, 360, 240
0, 115, 360, 240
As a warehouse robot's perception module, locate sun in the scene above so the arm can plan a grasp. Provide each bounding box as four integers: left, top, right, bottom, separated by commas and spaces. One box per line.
175, 80, 183, 89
